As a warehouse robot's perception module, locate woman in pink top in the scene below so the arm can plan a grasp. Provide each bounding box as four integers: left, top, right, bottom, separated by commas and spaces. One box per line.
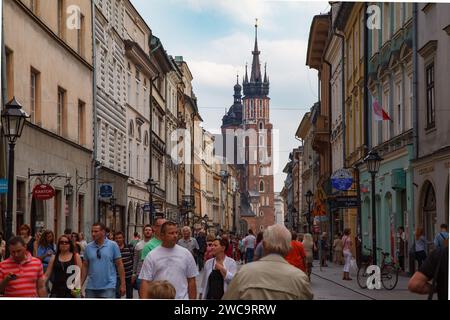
341, 228, 352, 281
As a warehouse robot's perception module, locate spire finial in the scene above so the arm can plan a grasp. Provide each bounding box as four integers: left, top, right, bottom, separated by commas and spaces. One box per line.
236, 72, 239, 84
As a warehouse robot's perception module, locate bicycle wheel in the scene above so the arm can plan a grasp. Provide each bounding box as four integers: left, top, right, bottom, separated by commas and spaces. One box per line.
381, 264, 398, 290
357, 264, 369, 289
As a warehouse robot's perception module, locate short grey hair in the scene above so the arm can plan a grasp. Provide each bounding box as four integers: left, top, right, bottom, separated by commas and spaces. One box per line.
182, 226, 191, 235
263, 224, 292, 256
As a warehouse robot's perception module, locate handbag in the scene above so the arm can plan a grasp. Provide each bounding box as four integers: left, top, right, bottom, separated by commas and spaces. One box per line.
206, 259, 225, 300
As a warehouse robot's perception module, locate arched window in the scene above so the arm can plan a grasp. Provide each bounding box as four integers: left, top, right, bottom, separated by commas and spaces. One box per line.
259, 180, 264, 192
129, 120, 134, 137
144, 131, 149, 146
259, 122, 263, 130
137, 125, 142, 141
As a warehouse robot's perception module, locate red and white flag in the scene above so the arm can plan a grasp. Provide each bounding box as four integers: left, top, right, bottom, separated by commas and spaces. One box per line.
372, 98, 391, 121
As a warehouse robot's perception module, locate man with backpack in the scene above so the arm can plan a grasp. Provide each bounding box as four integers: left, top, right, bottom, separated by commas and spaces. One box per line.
433, 224, 449, 250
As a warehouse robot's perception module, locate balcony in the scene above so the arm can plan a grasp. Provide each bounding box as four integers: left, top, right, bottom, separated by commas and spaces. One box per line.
312, 114, 330, 153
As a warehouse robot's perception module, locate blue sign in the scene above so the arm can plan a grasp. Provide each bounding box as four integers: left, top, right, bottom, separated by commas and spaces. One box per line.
0, 179, 8, 194
331, 169, 353, 191
99, 184, 113, 198
143, 203, 155, 214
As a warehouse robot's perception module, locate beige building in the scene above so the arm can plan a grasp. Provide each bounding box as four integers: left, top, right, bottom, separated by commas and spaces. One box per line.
3, 0, 93, 236
123, 1, 155, 239
413, 3, 450, 243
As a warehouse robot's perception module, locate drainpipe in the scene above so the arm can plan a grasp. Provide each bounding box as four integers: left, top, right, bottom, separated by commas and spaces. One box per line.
1, 7, 7, 232
410, 2, 418, 272
91, 0, 99, 226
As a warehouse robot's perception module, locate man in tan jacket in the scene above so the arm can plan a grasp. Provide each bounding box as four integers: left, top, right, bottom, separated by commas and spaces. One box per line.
223, 224, 313, 300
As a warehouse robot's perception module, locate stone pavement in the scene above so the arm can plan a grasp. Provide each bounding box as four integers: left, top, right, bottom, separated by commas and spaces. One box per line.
310, 260, 427, 300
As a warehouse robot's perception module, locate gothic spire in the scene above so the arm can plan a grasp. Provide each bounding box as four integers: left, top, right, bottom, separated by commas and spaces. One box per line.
244, 63, 249, 83
250, 18, 262, 83
263, 62, 268, 83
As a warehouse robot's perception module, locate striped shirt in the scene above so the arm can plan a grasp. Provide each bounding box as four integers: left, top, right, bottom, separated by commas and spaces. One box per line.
118, 245, 134, 279
0, 252, 44, 297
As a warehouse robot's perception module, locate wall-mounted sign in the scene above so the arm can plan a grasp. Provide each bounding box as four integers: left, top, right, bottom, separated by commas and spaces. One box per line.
331, 196, 359, 209
99, 184, 113, 198
32, 184, 55, 200
331, 169, 353, 191
0, 179, 8, 194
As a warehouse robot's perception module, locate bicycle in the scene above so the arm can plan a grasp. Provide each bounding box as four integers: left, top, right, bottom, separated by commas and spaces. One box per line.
357, 246, 399, 290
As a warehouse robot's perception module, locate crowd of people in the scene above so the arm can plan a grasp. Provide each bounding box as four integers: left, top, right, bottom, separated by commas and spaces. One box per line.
0, 221, 447, 300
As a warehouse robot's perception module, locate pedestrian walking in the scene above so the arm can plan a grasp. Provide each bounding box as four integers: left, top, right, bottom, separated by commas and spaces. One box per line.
1, 232, 6, 262
139, 221, 199, 300
81, 223, 125, 299
147, 280, 176, 299
285, 231, 307, 273
0, 236, 47, 297
238, 236, 245, 264
223, 224, 313, 300
302, 233, 315, 280
333, 233, 344, 265
409, 245, 448, 300
221, 234, 233, 258
130, 232, 141, 248
254, 232, 264, 261
44, 235, 83, 298
78, 232, 88, 259
70, 232, 82, 255
204, 234, 215, 262
433, 224, 448, 250
132, 224, 153, 294
342, 228, 353, 281
18, 224, 36, 256
141, 218, 166, 262
320, 232, 329, 267
413, 227, 428, 268
177, 226, 200, 261
196, 230, 207, 271
243, 230, 256, 263
199, 238, 237, 300
397, 227, 406, 271
114, 231, 134, 299
35, 230, 56, 273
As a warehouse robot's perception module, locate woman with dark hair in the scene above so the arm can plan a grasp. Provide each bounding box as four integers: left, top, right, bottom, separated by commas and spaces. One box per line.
19, 224, 35, 255
36, 230, 56, 273
199, 238, 237, 300
71, 232, 82, 254
45, 235, 83, 298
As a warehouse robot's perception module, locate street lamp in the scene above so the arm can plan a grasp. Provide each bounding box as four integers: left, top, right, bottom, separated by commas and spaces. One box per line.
364, 149, 383, 265
305, 190, 313, 234
145, 178, 158, 224
64, 180, 74, 197
1, 97, 29, 242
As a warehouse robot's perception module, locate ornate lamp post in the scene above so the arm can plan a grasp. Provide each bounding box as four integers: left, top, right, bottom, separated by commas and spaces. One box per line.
305, 190, 313, 234
1, 97, 29, 242
364, 149, 382, 265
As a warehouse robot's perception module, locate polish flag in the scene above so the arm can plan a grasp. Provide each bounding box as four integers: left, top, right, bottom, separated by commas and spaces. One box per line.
373, 98, 391, 121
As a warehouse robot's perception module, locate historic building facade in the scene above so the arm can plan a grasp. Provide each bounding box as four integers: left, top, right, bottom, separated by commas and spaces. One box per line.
4, 0, 94, 235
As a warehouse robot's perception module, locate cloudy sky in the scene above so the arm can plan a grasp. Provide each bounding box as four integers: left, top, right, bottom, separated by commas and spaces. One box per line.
131, 0, 329, 192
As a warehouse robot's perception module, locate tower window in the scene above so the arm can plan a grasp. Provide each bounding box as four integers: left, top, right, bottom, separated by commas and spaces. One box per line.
259, 180, 264, 192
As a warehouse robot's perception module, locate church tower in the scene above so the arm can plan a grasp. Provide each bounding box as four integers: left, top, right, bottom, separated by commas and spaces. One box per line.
241, 20, 275, 232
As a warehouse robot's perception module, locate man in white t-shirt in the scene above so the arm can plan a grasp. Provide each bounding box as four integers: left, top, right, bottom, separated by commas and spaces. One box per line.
139, 222, 199, 299
244, 229, 257, 263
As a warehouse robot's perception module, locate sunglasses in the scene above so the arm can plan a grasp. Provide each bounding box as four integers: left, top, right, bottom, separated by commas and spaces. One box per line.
97, 248, 102, 259
59, 241, 70, 245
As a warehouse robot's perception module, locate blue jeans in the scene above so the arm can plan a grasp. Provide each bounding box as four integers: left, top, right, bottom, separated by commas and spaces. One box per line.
85, 288, 116, 299
246, 248, 255, 263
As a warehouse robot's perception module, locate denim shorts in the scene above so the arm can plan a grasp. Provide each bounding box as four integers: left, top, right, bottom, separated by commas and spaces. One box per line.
85, 288, 116, 299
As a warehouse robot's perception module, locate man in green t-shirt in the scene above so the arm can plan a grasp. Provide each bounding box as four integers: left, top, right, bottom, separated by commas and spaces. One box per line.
140, 217, 166, 261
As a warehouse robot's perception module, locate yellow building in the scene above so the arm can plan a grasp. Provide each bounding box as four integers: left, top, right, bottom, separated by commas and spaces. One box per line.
335, 3, 366, 255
